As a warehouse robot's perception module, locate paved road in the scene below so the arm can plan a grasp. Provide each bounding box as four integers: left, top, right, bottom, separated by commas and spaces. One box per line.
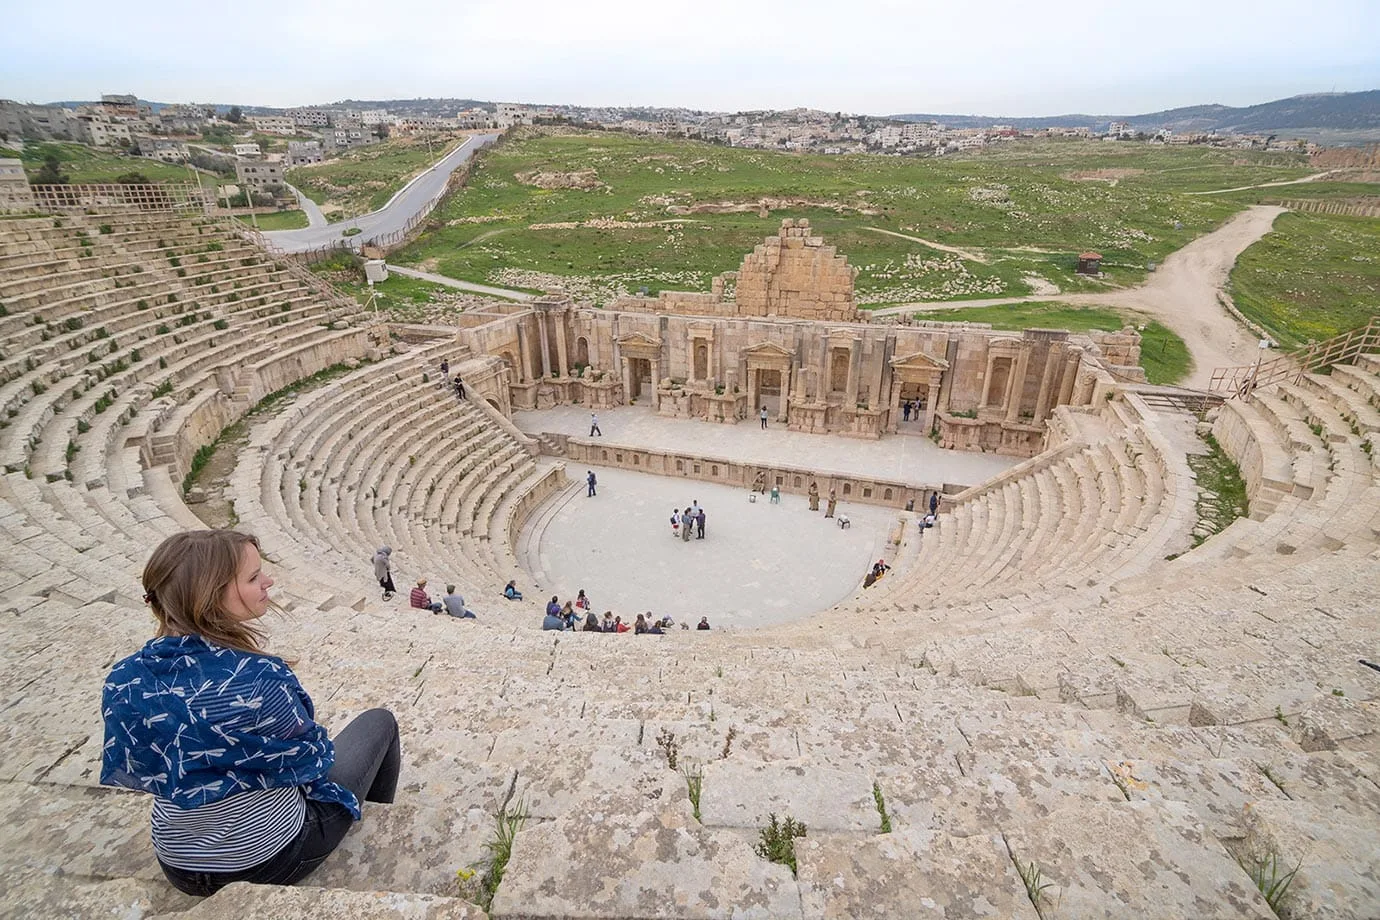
263, 134, 498, 253
285, 183, 327, 229
387, 264, 534, 302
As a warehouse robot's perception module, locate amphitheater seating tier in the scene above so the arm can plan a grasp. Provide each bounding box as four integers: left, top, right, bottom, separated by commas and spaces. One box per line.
1, 211, 1378, 917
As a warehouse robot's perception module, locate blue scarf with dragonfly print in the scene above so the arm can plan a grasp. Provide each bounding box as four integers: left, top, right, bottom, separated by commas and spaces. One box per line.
101, 634, 360, 818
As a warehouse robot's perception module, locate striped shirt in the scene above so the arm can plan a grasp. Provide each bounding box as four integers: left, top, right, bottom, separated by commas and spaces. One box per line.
152, 786, 306, 871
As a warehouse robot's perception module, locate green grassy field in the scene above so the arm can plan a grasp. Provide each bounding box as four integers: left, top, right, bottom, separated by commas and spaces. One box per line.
310, 252, 463, 320
1228, 210, 1380, 348
909, 302, 1191, 385
285, 136, 460, 222
391, 131, 1309, 306
16, 142, 194, 184
233, 210, 310, 231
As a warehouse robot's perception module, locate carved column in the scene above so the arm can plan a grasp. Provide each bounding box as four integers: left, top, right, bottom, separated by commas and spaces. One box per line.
888, 375, 903, 434
516, 324, 533, 383
554, 310, 569, 376
845, 341, 860, 407
925, 379, 941, 434
1058, 348, 1081, 407
980, 352, 998, 407
1005, 344, 1031, 422
651, 356, 662, 410
1034, 342, 1064, 422
537, 314, 552, 378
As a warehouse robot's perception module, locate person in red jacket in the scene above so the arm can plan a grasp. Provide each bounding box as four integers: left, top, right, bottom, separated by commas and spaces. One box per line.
409, 578, 442, 613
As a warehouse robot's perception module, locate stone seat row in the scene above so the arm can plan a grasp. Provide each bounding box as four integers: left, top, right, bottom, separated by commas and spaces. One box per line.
6, 571, 1376, 918
2, 296, 367, 478
877, 410, 1179, 609
227, 346, 539, 601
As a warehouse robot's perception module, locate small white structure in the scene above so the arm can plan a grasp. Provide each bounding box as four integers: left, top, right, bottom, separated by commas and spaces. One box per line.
364, 260, 389, 283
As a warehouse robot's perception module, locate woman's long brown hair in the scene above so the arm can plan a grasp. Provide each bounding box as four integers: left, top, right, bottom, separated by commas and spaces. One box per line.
141, 530, 274, 655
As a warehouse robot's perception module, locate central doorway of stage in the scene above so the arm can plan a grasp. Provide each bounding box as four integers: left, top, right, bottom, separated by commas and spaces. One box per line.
628, 357, 652, 401
759, 368, 783, 416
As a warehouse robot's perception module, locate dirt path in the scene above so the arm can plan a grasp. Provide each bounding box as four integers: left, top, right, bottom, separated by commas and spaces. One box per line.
864, 227, 987, 262
1187, 170, 1336, 196
872, 205, 1287, 388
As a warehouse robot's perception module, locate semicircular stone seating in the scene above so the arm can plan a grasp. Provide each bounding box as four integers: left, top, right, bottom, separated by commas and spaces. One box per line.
1, 210, 1377, 919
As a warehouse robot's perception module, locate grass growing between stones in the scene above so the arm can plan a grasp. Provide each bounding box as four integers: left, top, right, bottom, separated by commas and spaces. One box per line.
1187, 431, 1250, 547
754, 814, 807, 878
871, 781, 892, 833
467, 798, 528, 912
391, 131, 1297, 304
1013, 856, 1057, 919
681, 764, 703, 822
1228, 210, 1380, 349
909, 302, 1191, 385
1236, 847, 1300, 916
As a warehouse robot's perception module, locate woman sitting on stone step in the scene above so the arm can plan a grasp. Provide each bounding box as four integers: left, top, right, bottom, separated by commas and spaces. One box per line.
100, 529, 401, 898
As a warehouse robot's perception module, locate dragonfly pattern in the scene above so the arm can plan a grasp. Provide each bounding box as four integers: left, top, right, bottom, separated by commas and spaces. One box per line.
101, 634, 359, 818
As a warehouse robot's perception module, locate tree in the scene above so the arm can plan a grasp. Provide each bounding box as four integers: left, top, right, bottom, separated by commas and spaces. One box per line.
374, 123, 390, 140
116, 172, 152, 184
33, 154, 69, 185
227, 106, 242, 124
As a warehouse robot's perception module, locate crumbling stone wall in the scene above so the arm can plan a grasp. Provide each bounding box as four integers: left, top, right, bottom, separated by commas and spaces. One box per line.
732, 218, 859, 322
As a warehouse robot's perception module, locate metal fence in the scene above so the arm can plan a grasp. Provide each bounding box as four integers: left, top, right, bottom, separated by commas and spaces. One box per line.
27, 182, 212, 214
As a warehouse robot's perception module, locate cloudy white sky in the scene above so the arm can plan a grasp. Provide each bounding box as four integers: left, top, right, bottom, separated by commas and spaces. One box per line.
2, 0, 1377, 115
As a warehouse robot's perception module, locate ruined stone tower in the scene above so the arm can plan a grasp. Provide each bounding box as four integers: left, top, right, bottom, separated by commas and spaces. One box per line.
731, 218, 859, 322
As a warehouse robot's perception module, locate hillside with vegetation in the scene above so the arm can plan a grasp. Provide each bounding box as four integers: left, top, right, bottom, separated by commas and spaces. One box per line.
394, 130, 1309, 307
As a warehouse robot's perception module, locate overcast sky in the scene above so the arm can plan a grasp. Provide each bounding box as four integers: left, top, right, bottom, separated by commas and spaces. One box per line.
2, 0, 1377, 116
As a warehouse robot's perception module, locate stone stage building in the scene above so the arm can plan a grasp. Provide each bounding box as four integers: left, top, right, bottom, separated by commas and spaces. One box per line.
455, 219, 1144, 458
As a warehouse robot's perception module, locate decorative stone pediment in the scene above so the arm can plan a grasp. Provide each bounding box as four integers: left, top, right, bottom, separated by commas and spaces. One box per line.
616, 331, 662, 357
743, 341, 794, 368
890, 351, 950, 372
743, 341, 794, 358
826, 328, 861, 347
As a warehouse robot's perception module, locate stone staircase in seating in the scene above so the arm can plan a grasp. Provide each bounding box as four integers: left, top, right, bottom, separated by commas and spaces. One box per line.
0, 211, 1376, 917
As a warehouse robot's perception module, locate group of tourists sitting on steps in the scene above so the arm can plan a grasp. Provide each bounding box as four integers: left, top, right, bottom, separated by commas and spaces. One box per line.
541, 591, 711, 633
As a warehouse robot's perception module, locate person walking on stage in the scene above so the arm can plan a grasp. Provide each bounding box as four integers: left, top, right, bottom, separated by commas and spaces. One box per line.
759, 406, 768, 429
587, 470, 597, 497
590, 413, 602, 437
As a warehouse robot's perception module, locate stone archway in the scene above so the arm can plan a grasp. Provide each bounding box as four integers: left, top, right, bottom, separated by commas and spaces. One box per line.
576, 336, 590, 367
888, 350, 949, 433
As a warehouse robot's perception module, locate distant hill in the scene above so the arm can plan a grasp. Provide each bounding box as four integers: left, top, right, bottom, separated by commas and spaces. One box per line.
890, 90, 1380, 141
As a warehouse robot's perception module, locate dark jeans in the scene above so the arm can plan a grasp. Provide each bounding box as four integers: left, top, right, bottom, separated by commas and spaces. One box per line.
159, 708, 401, 897
380, 574, 396, 595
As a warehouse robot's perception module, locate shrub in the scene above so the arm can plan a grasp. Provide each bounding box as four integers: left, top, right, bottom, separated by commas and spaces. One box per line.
152, 380, 173, 398
98, 224, 113, 234
168, 256, 180, 267
156, 324, 170, 335
63, 316, 84, 331
754, 814, 806, 877
213, 319, 228, 330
